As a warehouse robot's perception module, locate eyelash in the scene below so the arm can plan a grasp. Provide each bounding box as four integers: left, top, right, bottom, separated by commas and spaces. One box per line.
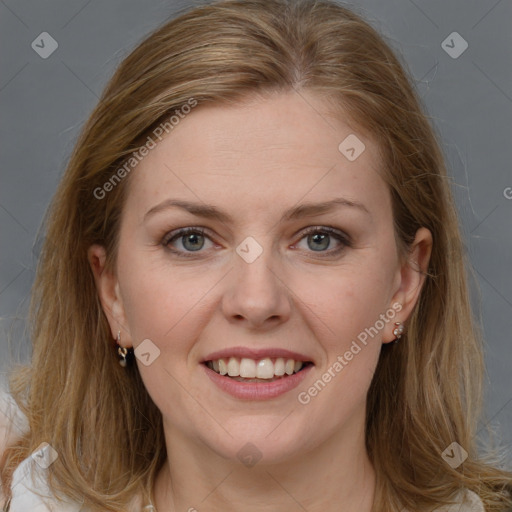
161, 226, 351, 258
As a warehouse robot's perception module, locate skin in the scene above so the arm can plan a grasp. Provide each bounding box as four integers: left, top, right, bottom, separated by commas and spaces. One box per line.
88, 89, 432, 512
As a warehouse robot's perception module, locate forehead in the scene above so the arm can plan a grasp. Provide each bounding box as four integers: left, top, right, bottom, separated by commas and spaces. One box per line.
124, 90, 389, 224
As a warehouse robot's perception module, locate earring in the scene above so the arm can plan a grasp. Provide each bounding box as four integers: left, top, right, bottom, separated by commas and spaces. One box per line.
117, 330, 133, 367
393, 322, 404, 343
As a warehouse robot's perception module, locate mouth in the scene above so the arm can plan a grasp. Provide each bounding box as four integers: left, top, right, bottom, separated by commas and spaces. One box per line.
203, 357, 314, 383
200, 347, 315, 400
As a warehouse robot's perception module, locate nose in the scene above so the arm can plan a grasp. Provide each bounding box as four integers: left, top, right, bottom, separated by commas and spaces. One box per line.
221, 242, 292, 330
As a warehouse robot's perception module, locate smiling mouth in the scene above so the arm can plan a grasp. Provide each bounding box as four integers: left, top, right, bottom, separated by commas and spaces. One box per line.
204, 357, 313, 383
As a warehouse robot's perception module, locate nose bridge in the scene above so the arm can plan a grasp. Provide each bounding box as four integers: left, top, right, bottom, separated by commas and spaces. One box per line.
222, 233, 291, 328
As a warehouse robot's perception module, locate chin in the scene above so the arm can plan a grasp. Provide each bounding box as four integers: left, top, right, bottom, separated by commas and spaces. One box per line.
197, 416, 323, 467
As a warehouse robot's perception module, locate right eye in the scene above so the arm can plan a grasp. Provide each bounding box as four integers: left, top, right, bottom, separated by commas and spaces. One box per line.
162, 227, 216, 257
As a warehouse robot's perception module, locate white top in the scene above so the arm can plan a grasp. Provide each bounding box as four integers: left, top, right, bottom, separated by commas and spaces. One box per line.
2, 453, 486, 512
0, 388, 485, 512
3, 452, 150, 511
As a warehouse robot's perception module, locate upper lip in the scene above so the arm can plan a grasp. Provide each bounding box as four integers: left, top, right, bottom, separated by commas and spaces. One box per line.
202, 346, 314, 363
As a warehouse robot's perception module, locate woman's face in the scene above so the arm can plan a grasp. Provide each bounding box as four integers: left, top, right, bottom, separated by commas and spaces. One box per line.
90, 90, 430, 465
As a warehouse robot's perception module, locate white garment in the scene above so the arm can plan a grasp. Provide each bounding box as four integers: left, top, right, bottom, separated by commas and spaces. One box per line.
7, 453, 83, 511
0, 389, 485, 511
3, 452, 485, 512
403, 489, 485, 512
4, 452, 147, 511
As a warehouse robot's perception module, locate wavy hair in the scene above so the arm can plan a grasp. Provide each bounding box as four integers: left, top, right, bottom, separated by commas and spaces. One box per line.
1, 0, 511, 510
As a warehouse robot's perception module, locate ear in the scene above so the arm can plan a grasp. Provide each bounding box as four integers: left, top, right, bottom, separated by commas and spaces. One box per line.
382, 227, 433, 344
87, 244, 132, 347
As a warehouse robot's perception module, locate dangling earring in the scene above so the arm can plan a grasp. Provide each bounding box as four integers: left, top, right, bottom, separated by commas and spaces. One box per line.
117, 330, 133, 367
393, 322, 404, 343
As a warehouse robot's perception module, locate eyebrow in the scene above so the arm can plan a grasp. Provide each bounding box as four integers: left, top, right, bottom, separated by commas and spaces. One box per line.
143, 197, 371, 224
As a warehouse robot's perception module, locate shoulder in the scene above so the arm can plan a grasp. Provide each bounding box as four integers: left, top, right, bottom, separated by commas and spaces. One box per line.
401, 489, 485, 512
0, 387, 79, 511
5, 451, 145, 512
434, 489, 485, 512
5, 451, 83, 511
0, 387, 28, 454
0, 388, 144, 511
0, 387, 28, 509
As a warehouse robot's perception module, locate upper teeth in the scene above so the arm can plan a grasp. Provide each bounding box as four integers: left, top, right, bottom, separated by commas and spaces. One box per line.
207, 357, 304, 379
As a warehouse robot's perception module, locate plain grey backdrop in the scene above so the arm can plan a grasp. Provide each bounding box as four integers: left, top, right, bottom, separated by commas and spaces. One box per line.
1, 0, 511, 462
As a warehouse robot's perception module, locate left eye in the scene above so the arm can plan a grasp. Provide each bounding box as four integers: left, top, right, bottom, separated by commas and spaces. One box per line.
293, 226, 350, 254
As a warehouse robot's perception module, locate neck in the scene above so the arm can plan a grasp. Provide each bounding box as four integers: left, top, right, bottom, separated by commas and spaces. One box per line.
153, 413, 375, 512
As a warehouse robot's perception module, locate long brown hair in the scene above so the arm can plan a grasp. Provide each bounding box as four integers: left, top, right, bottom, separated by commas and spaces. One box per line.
1, 1, 511, 510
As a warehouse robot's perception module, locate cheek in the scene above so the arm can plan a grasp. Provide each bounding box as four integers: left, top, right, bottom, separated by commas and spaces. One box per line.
295, 259, 394, 354
291, 266, 391, 427
116, 253, 216, 420
334, 273, 390, 340
121, 271, 192, 342
117, 246, 219, 359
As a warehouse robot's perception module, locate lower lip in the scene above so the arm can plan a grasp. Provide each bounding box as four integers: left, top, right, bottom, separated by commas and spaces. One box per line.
202, 363, 313, 400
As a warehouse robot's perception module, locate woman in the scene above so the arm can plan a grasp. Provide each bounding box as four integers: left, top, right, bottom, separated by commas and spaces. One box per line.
1, 0, 511, 510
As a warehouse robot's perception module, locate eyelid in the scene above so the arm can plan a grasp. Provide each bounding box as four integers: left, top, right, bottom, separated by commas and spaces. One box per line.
161, 226, 209, 246
298, 225, 351, 245
291, 225, 352, 256
161, 226, 220, 259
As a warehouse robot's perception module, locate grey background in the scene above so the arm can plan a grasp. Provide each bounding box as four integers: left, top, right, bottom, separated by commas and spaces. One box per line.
0, 0, 511, 463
